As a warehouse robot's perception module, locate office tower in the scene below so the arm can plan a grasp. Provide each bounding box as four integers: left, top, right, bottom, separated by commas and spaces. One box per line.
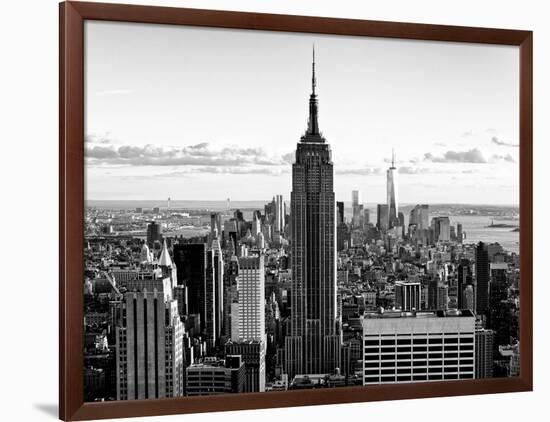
336, 201, 344, 224
146, 221, 162, 247
231, 256, 266, 342
457, 259, 475, 310
223, 256, 239, 341
352, 190, 360, 209
210, 213, 221, 243
252, 212, 261, 235
205, 239, 224, 347
225, 341, 266, 393
377, 204, 389, 232
115, 277, 185, 400
351, 190, 361, 228
475, 328, 495, 378
172, 243, 206, 328
436, 285, 449, 310
394, 281, 421, 311
488, 262, 513, 347
362, 309, 475, 385
476, 242, 490, 315
275, 194, 285, 233
463, 285, 475, 311
337, 223, 349, 252
185, 356, 245, 396
398, 212, 405, 228
364, 208, 370, 225
285, 47, 341, 378
387, 149, 399, 228
457, 223, 463, 243
432, 217, 451, 242
409, 204, 429, 231
152, 207, 160, 214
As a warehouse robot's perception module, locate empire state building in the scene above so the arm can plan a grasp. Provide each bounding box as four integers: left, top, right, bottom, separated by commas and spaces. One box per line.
285, 48, 341, 378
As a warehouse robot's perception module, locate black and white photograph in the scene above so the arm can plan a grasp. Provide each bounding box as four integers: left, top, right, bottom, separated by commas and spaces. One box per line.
83, 21, 521, 402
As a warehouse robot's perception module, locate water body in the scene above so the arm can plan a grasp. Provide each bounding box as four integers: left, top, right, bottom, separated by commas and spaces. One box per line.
87, 200, 520, 254
449, 215, 519, 254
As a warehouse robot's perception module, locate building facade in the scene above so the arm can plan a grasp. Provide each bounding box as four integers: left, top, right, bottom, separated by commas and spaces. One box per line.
362, 309, 475, 385
285, 48, 341, 378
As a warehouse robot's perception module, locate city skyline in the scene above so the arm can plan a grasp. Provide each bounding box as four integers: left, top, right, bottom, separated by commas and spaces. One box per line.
83, 22, 521, 402
85, 21, 519, 204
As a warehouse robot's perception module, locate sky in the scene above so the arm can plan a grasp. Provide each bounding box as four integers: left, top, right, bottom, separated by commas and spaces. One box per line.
84, 21, 520, 205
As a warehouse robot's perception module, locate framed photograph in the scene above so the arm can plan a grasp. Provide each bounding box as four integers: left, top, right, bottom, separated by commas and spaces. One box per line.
60, 1, 533, 420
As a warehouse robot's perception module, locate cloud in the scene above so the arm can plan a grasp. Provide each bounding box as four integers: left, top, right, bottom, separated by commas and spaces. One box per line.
424, 148, 487, 163
156, 166, 290, 177
491, 136, 519, 147
461, 130, 473, 138
85, 141, 294, 170
491, 154, 516, 163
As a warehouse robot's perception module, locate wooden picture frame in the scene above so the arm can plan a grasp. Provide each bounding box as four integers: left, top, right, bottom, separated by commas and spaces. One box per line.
60, 1, 533, 420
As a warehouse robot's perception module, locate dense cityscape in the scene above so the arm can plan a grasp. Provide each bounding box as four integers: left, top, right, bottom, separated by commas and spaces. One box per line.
83, 51, 520, 401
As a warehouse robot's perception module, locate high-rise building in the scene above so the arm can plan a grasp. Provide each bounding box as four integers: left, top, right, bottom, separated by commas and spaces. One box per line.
475, 328, 495, 378
285, 47, 341, 378
351, 190, 362, 228
377, 204, 389, 232
146, 221, 162, 248
205, 239, 224, 347
457, 259, 475, 311
275, 195, 285, 233
336, 201, 344, 224
476, 242, 490, 315
394, 281, 421, 311
115, 277, 185, 400
225, 340, 266, 393
352, 190, 360, 209
432, 217, 451, 242
172, 243, 207, 328
362, 309, 475, 385
231, 256, 265, 342
409, 204, 429, 231
387, 149, 399, 228
456, 223, 463, 243
210, 213, 222, 244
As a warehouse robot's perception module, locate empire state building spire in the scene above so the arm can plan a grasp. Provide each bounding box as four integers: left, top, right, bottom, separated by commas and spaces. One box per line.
306, 45, 320, 137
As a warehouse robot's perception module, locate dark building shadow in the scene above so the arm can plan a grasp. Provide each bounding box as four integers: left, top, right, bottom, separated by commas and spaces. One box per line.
34, 403, 58, 419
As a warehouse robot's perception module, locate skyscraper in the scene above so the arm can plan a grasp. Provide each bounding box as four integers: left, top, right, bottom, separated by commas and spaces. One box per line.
231, 256, 266, 342
457, 259, 474, 311
115, 277, 184, 400
228, 255, 266, 392
146, 221, 162, 248
286, 47, 340, 378
351, 190, 361, 228
274, 194, 285, 233
376, 204, 389, 232
476, 242, 490, 316
172, 243, 207, 329
432, 216, 451, 242
387, 149, 398, 228
205, 238, 224, 347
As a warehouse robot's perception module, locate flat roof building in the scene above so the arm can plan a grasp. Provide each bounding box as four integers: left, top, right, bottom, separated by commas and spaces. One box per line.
362, 309, 475, 385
